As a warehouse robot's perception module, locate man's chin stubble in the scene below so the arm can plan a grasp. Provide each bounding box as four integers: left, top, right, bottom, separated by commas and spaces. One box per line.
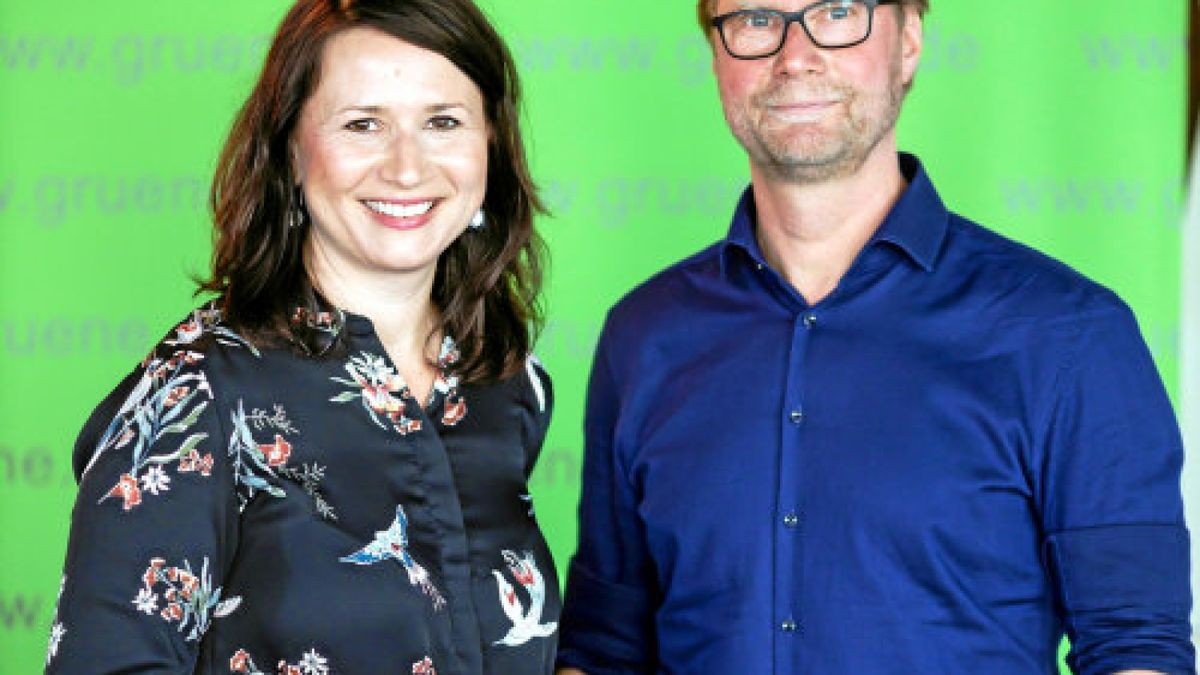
748, 132, 863, 184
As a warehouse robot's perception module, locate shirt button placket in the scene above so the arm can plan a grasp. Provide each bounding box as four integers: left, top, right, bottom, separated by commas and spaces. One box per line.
777, 309, 816, 667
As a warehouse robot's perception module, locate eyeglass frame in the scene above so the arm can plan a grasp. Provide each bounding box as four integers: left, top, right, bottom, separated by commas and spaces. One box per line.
709, 0, 901, 60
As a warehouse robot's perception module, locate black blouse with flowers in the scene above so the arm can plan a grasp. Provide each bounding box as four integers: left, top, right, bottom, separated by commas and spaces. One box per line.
47, 304, 560, 675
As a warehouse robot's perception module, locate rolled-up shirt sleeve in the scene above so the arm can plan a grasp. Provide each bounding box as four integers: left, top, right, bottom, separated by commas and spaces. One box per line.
557, 323, 659, 673
1036, 292, 1194, 674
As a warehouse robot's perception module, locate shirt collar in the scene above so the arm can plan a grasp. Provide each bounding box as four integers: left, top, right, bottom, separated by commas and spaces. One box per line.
288, 297, 462, 383
720, 152, 950, 276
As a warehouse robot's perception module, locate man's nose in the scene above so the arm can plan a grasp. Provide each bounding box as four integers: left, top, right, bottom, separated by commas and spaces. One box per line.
774, 19, 828, 74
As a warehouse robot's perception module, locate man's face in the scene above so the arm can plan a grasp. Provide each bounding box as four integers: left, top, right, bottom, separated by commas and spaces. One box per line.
711, 0, 922, 183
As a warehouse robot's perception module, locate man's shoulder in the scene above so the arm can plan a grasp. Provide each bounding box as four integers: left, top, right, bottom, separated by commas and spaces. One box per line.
604, 241, 726, 331
943, 212, 1129, 321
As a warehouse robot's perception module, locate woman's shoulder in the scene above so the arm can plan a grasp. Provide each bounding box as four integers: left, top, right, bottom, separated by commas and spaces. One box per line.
130, 304, 271, 405
521, 354, 551, 418
153, 302, 264, 361
507, 352, 554, 443
472, 352, 551, 412
70, 303, 267, 480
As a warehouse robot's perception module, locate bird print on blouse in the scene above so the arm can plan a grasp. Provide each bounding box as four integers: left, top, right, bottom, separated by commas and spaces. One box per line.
491, 550, 557, 647
340, 505, 446, 610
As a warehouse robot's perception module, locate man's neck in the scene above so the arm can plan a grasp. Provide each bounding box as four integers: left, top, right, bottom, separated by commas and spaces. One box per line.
750, 145, 908, 306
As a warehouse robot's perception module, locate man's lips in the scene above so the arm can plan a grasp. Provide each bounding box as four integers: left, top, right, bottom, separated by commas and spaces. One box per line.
768, 98, 840, 110
763, 100, 840, 123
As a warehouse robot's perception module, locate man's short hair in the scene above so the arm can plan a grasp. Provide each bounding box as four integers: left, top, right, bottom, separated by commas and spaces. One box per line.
696, 0, 930, 37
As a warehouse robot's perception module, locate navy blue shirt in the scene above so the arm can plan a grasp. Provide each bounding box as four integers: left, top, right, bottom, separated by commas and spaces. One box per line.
557, 154, 1193, 674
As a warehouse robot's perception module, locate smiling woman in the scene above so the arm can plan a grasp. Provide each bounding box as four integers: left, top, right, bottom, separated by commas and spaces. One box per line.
292, 28, 492, 347
204, 0, 544, 384
48, 1, 561, 673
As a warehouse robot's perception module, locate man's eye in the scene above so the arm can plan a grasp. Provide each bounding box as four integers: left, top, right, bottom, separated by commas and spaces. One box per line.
345, 119, 381, 132
823, 2, 860, 20
428, 116, 461, 131
743, 11, 775, 28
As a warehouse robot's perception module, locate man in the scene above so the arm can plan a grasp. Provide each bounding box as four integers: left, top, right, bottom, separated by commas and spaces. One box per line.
556, 0, 1194, 673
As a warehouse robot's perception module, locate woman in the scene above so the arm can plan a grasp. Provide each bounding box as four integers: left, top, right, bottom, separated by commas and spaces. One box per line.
47, 0, 558, 672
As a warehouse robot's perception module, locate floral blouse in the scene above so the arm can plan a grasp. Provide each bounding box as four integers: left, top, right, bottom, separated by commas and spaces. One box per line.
47, 304, 560, 674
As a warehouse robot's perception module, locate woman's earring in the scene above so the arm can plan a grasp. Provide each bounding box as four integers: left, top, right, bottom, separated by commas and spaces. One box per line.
289, 189, 308, 229
468, 208, 486, 231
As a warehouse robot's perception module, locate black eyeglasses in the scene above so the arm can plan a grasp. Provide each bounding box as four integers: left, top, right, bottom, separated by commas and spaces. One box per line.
711, 0, 899, 59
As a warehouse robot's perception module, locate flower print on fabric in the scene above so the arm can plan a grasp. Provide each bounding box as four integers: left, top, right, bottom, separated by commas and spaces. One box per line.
89, 349, 215, 511
275, 462, 338, 521
228, 649, 256, 673
136, 556, 241, 642
297, 649, 329, 675
229, 647, 329, 675
341, 505, 446, 610
330, 352, 423, 435
491, 550, 557, 647
46, 621, 66, 665
290, 307, 341, 334
411, 656, 437, 674
46, 574, 66, 665
431, 336, 467, 426
289, 305, 344, 357
228, 401, 290, 510
525, 354, 548, 413
228, 402, 337, 520
85, 309, 256, 511
166, 305, 261, 356
178, 448, 215, 476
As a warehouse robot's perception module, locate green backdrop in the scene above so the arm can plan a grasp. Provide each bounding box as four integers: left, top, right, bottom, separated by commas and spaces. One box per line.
0, 1, 1187, 672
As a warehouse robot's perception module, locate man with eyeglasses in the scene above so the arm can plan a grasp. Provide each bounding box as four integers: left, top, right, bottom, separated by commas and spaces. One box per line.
556, 1, 1193, 673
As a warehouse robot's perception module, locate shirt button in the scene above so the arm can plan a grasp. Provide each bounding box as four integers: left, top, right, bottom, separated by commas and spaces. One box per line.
803, 313, 817, 329
783, 512, 800, 528
781, 618, 798, 632
789, 409, 804, 424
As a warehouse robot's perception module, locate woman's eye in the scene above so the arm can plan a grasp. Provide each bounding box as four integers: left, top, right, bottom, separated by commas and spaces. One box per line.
427, 116, 461, 131
344, 118, 381, 132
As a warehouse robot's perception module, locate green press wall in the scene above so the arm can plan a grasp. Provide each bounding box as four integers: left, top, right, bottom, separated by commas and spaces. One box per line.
0, 2, 1186, 671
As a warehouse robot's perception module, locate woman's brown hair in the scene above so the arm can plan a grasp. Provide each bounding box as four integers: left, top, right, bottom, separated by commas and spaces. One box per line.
201, 0, 545, 383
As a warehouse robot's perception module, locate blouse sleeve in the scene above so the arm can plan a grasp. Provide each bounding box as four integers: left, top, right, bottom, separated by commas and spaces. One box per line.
519, 354, 554, 478
47, 345, 241, 674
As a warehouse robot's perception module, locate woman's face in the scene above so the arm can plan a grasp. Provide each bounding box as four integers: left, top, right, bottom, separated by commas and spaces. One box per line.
293, 26, 489, 293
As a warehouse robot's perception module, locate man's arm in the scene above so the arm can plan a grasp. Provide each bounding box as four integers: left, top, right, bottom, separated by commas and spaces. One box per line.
1036, 293, 1194, 674
555, 324, 659, 673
